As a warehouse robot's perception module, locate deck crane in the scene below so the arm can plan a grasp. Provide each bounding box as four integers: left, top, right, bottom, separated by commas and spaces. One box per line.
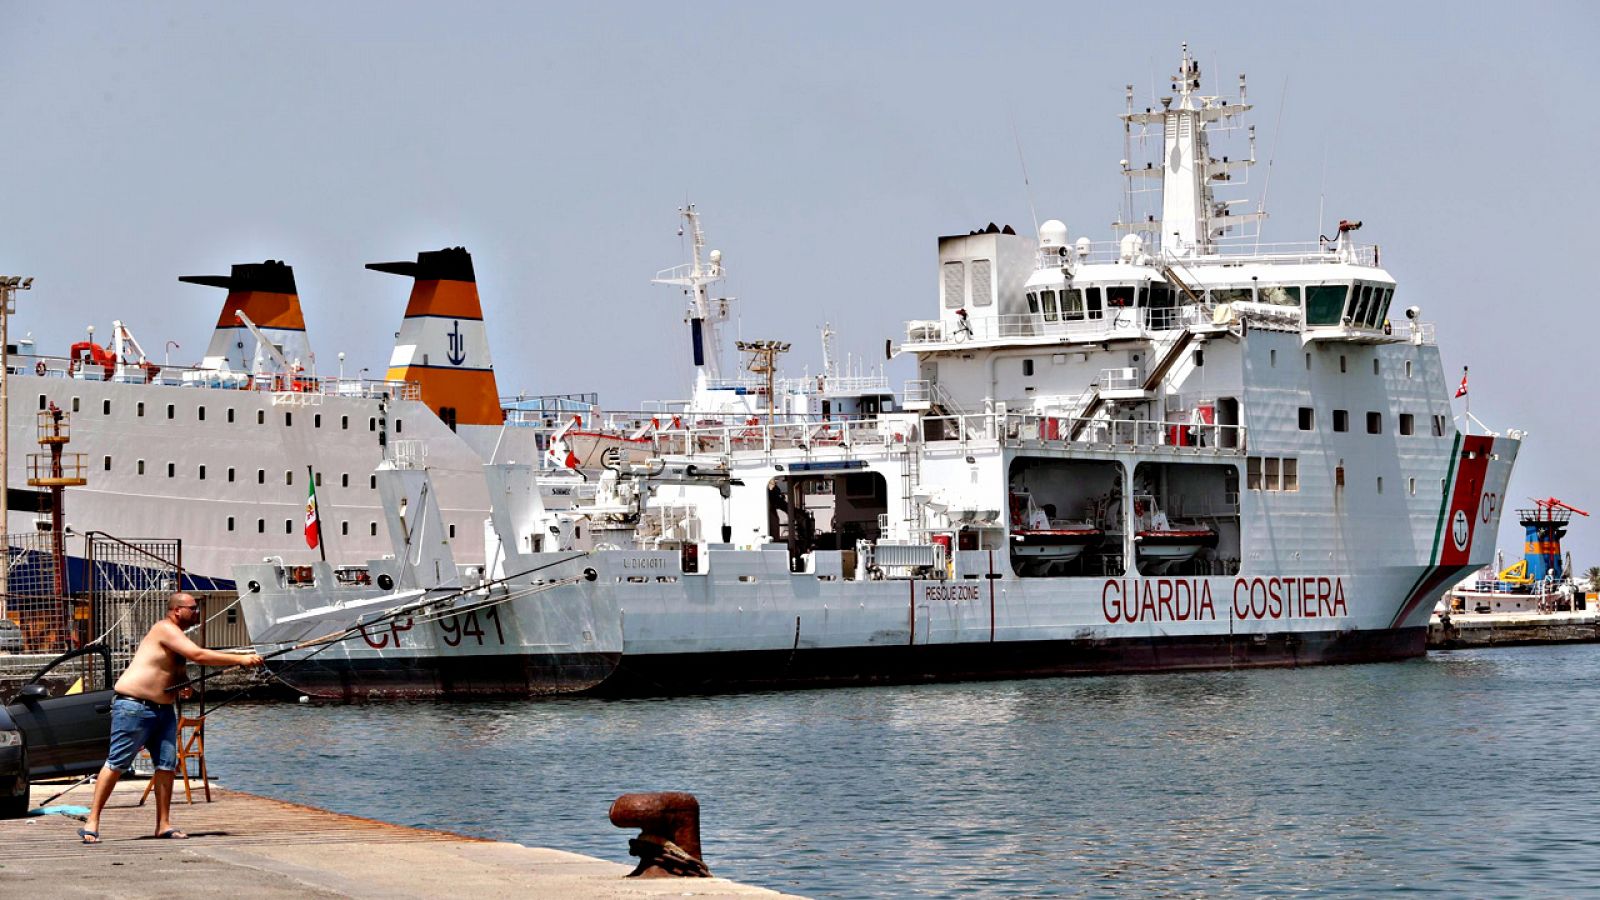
234, 310, 305, 388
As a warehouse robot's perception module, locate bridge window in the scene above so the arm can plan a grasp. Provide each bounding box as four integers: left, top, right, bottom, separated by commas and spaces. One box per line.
1106, 285, 1137, 308
1259, 285, 1300, 306
1040, 289, 1058, 321
1305, 284, 1348, 325
1084, 287, 1104, 320
1210, 287, 1252, 306
942, 261, 965, 309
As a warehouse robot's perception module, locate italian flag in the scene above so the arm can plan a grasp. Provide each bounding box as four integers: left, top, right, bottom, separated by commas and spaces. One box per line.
304, 479, 321, 549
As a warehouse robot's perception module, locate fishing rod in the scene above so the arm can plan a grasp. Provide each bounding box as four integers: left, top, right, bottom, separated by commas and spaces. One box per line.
169, 552, 597, 695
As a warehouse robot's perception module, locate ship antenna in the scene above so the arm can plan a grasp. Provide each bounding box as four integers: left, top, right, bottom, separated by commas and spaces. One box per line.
1255, 76, 1289, 252
1009, 107, 1040, 238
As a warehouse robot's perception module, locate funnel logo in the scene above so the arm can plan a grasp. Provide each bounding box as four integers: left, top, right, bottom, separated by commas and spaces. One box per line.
446, 320, 466, 366
1451, 509, 1470, 552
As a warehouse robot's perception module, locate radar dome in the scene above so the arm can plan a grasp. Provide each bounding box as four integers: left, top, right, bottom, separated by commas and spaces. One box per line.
1119, 233, 1145, 263
1075, 236, 1093, 260
1038, 220, 1069, 250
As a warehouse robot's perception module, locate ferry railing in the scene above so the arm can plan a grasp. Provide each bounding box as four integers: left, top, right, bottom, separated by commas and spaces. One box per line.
903, 380, 931, 405
19, 355, 420, 400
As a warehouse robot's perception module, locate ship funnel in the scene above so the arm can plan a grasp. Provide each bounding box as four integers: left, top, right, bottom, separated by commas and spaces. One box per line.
183, 260, 314, 375
369, 247, 503, 429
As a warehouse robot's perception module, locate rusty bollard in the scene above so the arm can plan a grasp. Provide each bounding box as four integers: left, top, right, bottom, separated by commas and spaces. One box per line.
609, 791, 711, 878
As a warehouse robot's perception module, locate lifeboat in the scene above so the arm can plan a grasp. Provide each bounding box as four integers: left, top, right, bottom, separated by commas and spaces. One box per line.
1130, 494, 1217, 572
1009, 491, 1103, 575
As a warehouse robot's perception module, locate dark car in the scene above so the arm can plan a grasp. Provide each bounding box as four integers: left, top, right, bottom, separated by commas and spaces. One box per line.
1, 645, 116, 818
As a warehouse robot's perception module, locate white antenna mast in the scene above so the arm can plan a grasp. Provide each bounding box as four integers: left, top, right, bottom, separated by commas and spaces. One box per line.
1009, 108, 1040, 238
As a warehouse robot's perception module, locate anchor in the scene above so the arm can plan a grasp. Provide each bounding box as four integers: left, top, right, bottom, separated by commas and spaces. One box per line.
446, 319, 466, 365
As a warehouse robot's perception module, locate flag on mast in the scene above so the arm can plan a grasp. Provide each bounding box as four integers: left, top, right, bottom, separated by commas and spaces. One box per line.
304, 479, 321, 549
1455, 367, 1469, 398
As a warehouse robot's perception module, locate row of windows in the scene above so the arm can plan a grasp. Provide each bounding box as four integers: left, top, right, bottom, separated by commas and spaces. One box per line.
110, 458, 379, 489
37, 395, 400, 433
223, 517, 457, 539
1246, 456, 1299, 492
1266, 350, 1418, 381
1298, 408, 1448, 437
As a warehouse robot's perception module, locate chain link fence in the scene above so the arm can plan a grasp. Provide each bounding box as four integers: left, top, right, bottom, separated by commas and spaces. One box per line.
0, 531, 182, 690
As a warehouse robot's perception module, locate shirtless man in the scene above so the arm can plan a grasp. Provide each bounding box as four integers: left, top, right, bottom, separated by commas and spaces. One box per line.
79, 593, 263, 844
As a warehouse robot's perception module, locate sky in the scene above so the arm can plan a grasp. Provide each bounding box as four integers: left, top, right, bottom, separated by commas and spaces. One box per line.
3, 2, 1597, 566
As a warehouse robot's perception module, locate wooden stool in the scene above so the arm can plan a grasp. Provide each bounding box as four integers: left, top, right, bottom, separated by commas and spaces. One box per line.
138, 715, 211, 805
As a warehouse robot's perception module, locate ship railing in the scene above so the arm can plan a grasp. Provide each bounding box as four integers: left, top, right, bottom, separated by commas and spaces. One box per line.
1165, 241, 1381, 268
921, 411, 1246, 456
1387, 320, 1436, 345
903, 380, 931, 405
641, 415, 900, 457
903, 307, 1204, 347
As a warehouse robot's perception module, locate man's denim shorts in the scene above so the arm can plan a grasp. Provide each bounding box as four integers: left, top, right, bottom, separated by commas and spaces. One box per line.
105, 696, 178, 773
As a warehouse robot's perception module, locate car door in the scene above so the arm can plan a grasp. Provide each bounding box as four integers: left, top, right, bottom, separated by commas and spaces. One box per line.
4, 646, 116, 777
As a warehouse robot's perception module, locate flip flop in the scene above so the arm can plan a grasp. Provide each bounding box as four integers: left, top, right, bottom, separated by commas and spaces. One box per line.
78, 828, 100, 844
155, 828, 188, 840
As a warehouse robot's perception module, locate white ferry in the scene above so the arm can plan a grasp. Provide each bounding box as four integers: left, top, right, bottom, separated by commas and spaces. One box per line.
6, 247, 559, 592
240, 47, 1521, 698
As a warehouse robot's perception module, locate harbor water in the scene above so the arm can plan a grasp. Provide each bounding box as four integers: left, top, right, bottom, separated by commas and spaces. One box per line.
208, 645, 1600, 898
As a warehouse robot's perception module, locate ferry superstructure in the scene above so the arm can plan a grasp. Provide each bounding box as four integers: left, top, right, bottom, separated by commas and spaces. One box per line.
241, 47, 1521, 698
5, 248, 550, 590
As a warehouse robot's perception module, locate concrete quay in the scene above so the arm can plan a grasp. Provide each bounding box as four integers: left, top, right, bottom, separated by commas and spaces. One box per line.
0, 780, 797, 899
1429, 609, 1600, 649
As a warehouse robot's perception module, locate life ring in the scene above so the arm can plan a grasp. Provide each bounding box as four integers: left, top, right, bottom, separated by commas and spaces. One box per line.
34, 361, 45, 376
1134, 500, 1147, 517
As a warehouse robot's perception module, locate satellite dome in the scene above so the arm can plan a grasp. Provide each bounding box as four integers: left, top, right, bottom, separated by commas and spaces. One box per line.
1038, 220, 1069, 250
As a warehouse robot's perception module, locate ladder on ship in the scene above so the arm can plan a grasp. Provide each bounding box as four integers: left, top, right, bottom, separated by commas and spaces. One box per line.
902, 433, 922, 534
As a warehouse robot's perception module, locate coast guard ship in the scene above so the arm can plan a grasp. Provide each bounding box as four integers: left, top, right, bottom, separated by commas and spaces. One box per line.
239, 46, 1521, 698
